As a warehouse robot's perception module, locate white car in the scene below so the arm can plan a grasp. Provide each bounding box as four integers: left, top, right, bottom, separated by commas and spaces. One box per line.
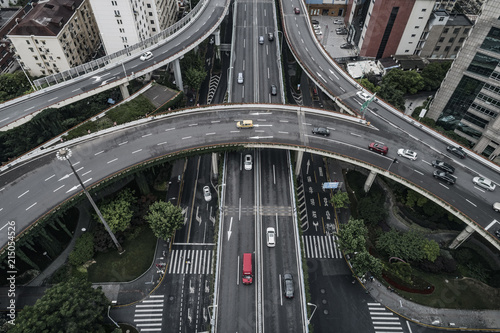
203, 186, 212, 202
314, 29, 322, 35
266, 227, 276, 247
356, 91, 371, 102
493, 202, 500, 212
397, 149, 418, 161
333, 19, 344, 25
140, 51, 153, 61
472, 176, 496, 191
244, 154, 252, 170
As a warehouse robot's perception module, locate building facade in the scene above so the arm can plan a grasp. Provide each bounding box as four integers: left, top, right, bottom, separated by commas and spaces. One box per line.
306, 0, 348, 17
88, 0, 177, 55
346, 0, 435, 59
416, 11, 472, 58
428, 0, 500, 161
7, 0, 100, 77
0, 6, 29, 73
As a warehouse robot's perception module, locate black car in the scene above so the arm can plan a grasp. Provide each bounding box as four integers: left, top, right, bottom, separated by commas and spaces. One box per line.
312, 127, 330, 136
446, 145, 467, 159
433, 171, 456, 185
267, 32, 274, 41
311, 19, 319, 25
270, 84, 277, 96
336, 30, 347, 35
340, 43, 353, 49
283, 273, 294, 298
431, 160, 455, 174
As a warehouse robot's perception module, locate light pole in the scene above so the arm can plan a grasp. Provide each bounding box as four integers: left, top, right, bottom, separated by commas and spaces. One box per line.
121, 61, 127, 78
42, 251, 51, 260
56, 148, 124, 253
307, 302, 317, 324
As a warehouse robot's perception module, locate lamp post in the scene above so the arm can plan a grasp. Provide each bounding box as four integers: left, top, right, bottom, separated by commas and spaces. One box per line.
307, 302, 317, 324
56, 148, 123, 253
42, 251, 51, 260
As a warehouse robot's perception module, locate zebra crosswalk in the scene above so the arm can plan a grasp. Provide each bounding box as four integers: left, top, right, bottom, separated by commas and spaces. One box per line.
302, 235, 342, 259
367, 302, 404, 333
168, 249, 213, 275
134, 295, 164, 332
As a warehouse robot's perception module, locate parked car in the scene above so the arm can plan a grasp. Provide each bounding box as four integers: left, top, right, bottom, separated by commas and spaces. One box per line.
140, 51, 153, 61
312, 127, 330, 136
258, 35, 264, 44
314, 29, 322, 35
266, 227, 276, 247
472, 176, 496, 191
397, 149, 418, 161
492, 202, 500, 212
333, 19, 344, 24
495, 230, 500, 239
446, 145, 467, 159
244, 154, 253, 171
336, 30, 347, 35
203, 186, 212, 202
311, 19, 319, 25
340, 43, 353, 49
267, 32, 274, 41
294, 7, 300, 14
368, 142, 388, 155
356, 91, 371, 101
283, 273, 294, 298
313, 24, 320, 30
433, 171, 456, 185
270, 84, 277, 96
431, 160, 455, 174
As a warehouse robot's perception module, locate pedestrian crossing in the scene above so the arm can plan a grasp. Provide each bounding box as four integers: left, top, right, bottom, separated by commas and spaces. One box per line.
134, 295, 164, 332
302, 235, 342, 259
168, 249, 213, 275
367, 302, 403, 333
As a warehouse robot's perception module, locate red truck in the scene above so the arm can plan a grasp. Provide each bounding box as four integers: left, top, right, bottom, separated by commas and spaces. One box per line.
242, 253, 253, 285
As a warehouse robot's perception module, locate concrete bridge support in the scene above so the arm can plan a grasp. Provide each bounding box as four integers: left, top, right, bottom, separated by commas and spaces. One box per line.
363, 170, 377, 192
119, 82, 130, 99
295, 151, 304, 176
173, 58, 183, 91
449, 225, 475, 249
211, 152, 218, 181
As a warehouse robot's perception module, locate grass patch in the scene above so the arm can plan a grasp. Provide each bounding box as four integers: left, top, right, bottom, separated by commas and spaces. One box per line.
88, 225, 157, 282
396, 269, 500, 310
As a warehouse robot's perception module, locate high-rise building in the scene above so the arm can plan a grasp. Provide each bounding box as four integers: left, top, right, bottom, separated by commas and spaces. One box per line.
346, 0, 435, 59
7, 0, 100, 77
88, 0, 178, 55
428, 0, 500, 162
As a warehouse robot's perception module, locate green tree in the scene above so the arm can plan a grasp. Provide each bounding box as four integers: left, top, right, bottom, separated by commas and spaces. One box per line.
145, 201, 184, 240
357, 78, 378, 92
404, 189, 428, 209
377, 83, 405, 110
68, 232, 94, 266
0, 71, 32, 103
8, 278, 110, 333
420, 61, 452, 90
330, 191, 350, 209
336, 217, 368, 254
381, 69, 425, 95
184, 67, 207, 92
376, 229, 439, 262
96, 189, 136, 232
351, 251, 383, 277
357, 197, 387, 225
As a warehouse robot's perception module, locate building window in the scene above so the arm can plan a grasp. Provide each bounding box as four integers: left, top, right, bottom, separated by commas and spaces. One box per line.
111, 0, 117, 5
439, 17, 444, 21
415, 26, 420, 29
34, 56, 38, 60
435, 46, 441, 51
468, 53, 500, 77
117, 19, 123, 24
149, 12, 153, 16
471, 102, 498, 118
449, 37, 455, 43
411, 34, 416, 37
29, 47, 34, 52
152, 28, 156, 32
453, 28, 460, 34
42, 41, 46, 45
445, 46, 450, 52
484, 82, 500, 96
147, 3, 151, 7
418, 16, 423, 19
478, 92, 500, 107
459, 37, 465, 43
463, 28, 470, 34
443, 28, 449, 33
150, 20, 154, 24
422, 8, 427, 12
119, 28, 125, 33
439, 37, 444, 42
114, 10, 121, 17
405, 50, 409, 53
480, 27, 500, 55
463, 112, 489, 128
454, 46, 460, 51
26, 40, 30, 44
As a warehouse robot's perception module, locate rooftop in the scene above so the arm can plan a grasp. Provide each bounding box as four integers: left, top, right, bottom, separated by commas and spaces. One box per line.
9, 0, 82, 37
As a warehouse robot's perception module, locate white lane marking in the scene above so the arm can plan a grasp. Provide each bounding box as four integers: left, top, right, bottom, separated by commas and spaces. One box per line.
48, 97, 58, 102
26, 202, 37, 210
119, 141, 128, 145
466, 199, 477, 207
53, 185, 65, 192
142, 133, 152, 137
81, 170, 91, 176
278, 131, 289, 134
165, 128, 175, 132
107, 158, 118, 164
189, 123, 198, 127
72, 88, 80, 92
414, 170, 423, 175
182, 136, 192, 140
279, 120, 289, 123
157, 141, 168, 145
206, 133, 216, 135
350, 133, 361, 137
211, 120, 220, 123
95, 150, 104, 155
132, 149, 142, 154
45, 175, 55, 181
18, 190, 29, 198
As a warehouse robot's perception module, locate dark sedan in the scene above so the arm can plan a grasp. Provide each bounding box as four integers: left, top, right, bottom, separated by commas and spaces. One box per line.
446, 145, 467, 159
431, 160, 455, 174
312, 127, 330, 136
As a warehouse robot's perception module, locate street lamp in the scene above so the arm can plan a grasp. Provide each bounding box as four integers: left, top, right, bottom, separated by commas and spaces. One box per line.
307, 302, 317, 324
56, 148, 124, 253
42, 251, 51, 260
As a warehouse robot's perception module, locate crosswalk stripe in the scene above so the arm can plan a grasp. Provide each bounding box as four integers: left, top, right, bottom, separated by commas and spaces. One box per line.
167, 249, 214, 274
302, 235, 342, 259
368, 303, 403, 333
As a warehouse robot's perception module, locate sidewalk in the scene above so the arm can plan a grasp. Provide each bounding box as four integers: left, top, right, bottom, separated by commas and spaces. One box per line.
326, 158, 500, 330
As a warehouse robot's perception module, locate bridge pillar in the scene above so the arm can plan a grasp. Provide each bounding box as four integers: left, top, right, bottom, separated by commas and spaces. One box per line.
449, 225, 475, 249
213, 29, 221, 60
173, 58, 183, 91
295, 151, 304, 176
363, 170, 377, 192
211, 152, 218, 181
119, 82, 130, 99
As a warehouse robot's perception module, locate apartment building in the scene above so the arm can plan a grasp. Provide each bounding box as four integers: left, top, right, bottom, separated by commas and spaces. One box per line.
0, 5, 29, 73
416, 11, 473, 59
88, 0, 178, 55
428, 0, 500, 161
0, 0, 18, 8
346, 0, 435, 59
7, 0, 100, 77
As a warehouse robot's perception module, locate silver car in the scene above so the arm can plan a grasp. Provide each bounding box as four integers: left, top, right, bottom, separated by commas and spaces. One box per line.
203, 186, 212, 202
472, 176, 496, 191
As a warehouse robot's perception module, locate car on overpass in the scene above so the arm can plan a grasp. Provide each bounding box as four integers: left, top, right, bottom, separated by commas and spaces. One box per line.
294, 7, 300, 14
431, 160, 455, 174
472, 176, 496, 191
283, 273, 294, 298
493, 202, 500, 212
356, 91, 372, 101
266, 227, 276, 247
140, 51, 153, 61
447, 145, 467, 159
433, 171, 456, 185
312, 127, 330, 136
236, 120, 253, 128
368, 142, 388, 155
397, 149, 418, 161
